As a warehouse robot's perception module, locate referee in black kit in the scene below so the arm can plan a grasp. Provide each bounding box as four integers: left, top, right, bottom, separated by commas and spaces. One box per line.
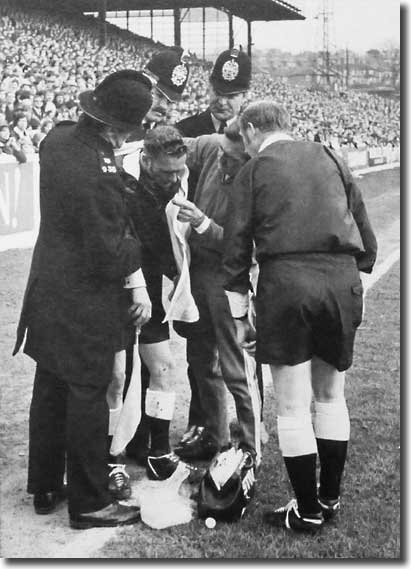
222, 100, 377, 534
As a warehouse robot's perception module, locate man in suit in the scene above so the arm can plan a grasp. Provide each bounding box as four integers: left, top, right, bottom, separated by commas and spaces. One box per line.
13, 70, 153, 529
222, 100, 377, 533
172, 120, 261, 469
175, 49, 254, 450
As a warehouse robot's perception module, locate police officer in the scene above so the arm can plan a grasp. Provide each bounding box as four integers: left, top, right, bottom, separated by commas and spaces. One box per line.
13, 70, 153, 529
177, 48, 251, 138
222, 100, 377, 533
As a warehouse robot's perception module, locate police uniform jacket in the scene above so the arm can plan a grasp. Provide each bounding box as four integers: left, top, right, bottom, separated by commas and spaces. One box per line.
13, 117, 142, 387
176, 108, 216, 138
223, 139, 378, 294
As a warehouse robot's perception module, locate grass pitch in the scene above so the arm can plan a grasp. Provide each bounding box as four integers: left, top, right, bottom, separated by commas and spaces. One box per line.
95, 261, 400, 559
0, 168, 400, 558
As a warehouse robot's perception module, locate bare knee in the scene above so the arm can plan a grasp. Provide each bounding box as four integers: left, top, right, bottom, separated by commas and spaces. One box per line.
311, 357, 345, 402
147, 357, 174, 391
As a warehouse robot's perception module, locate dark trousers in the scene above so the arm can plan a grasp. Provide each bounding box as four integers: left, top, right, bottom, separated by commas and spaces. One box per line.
187, 267, 260, 453
28, 365, 112, 515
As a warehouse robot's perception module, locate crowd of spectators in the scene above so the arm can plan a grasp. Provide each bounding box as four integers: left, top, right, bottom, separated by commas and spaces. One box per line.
0, 1, 400, 162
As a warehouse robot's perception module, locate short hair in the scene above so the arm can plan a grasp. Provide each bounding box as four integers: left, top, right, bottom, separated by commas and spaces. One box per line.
144, 125, 187, 159
239, 100, 291, 133
223, 118, 243, 143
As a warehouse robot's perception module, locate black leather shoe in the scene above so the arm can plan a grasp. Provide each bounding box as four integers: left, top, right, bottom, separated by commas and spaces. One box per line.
174, 431, 219, 461
33, 487, 67, 515
69, 502, 140, 530
177, 425, 203, 447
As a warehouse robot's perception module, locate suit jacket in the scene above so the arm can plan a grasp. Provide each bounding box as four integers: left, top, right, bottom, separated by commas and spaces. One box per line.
223, 139, 377, 294
13, 117, 142, 387
176, 108, 216, 138
176, 108, 217, 201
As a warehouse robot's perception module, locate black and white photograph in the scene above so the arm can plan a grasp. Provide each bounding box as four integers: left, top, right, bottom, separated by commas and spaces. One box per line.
0, 0, 400, 559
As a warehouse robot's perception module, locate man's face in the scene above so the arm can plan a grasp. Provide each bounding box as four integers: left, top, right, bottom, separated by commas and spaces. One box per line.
219, 136, 248, 180
145, 87, 170, 124
0, 127, 10, 143
209, 86, 245, 122
145, 152, 186, 196
103, 126, 133, 150
33, 96, 43, 109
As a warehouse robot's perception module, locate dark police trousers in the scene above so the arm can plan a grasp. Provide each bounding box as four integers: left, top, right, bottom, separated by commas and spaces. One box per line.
27, 366, 112, 515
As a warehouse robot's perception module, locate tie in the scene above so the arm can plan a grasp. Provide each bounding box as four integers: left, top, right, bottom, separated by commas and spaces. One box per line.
218, 120, 227, 134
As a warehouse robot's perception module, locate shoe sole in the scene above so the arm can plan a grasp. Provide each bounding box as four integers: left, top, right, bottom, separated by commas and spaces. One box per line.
69, 515, 140, 530
35, 507, 57, 515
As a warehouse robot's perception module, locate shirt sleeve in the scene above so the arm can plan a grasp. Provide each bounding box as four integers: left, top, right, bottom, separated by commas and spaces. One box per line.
124, 268, 146, 288
334, 152, 378, 273
346, 175, 378, 273
222, 161, 254, 294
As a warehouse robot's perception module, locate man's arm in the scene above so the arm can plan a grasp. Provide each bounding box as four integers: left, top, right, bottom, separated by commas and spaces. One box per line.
222, 162, 255, 317
346, 174, 378, 274
324, 146, 378, 273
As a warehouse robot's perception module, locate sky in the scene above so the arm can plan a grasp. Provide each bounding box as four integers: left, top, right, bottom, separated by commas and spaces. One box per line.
251, 0, 400, 53
106, 0, 400, 57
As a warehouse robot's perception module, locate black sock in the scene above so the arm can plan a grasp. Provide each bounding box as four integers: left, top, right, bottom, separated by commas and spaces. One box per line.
149, 417, 171, 456
284, 453, 321, 516
316, 438, 348, 500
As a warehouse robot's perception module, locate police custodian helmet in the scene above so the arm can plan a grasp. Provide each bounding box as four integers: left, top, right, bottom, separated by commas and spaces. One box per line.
79, 69, 153, 131
144, 47, 190, 103
210, 48, 252, 96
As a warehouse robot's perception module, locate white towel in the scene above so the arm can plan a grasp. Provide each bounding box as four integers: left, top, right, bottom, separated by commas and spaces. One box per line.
163, 195, 199, 323
110, 331, 142, 456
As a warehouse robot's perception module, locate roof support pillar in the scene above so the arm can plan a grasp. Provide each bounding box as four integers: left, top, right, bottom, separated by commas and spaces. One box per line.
247, 20, 252, 59
228, 12, 234, 48
150, 9, 154, 40
98, 0, 107, 47
202, 7, 206, 60
174, 8, 181, 47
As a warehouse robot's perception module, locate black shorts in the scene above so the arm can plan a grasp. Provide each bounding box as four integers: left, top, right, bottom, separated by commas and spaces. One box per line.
255, 254, 363, 371
117, 271, 170, 351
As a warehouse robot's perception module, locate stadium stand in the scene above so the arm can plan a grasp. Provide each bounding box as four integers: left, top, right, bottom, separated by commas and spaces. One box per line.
0, 0, 400, 155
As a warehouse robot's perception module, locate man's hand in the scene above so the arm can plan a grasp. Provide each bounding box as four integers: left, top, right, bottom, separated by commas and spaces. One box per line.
234, 317, 256, 355
128, 287, 152, 328
173, 197, 205, 228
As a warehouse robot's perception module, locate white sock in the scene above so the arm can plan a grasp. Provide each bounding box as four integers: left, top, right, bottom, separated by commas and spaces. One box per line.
313, 400, 350, 441
277, 414, 317, 457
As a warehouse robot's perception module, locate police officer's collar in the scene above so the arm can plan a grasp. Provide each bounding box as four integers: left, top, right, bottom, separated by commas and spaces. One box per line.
259, 132, 293, 153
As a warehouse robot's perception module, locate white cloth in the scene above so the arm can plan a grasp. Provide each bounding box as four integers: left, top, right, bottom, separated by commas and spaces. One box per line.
110, 331, 142, 456
225, 290, 249, 318
164, 192, 199, 323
